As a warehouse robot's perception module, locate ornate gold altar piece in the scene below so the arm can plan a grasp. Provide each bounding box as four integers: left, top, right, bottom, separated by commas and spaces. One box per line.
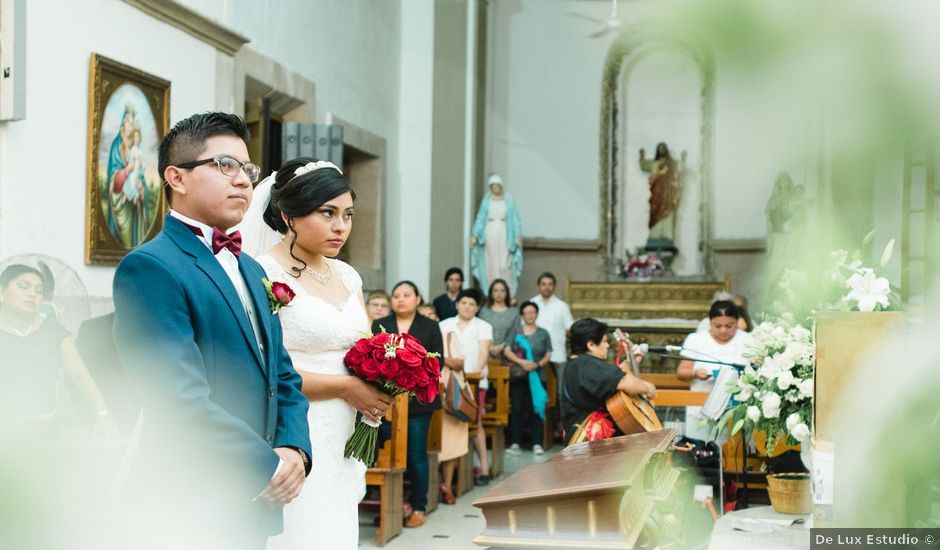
567, 279, 728, 372
473, 429, 681, 549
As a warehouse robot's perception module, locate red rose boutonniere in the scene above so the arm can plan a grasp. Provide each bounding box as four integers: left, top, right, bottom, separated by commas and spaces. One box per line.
262, 278, 295, 314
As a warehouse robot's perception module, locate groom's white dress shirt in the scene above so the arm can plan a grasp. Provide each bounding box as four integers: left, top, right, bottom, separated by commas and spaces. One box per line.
169, 210, 265, 360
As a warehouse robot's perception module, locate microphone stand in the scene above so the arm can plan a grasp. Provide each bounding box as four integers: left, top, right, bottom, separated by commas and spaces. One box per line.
655, 352, 752, 511
657, 354, 749, 371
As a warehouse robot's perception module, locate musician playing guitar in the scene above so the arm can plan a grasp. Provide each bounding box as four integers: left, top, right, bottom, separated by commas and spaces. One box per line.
560, 318, 656, 444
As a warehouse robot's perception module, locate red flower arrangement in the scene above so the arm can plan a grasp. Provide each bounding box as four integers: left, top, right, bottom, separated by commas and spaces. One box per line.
619, 253, 666, 279
581, 411, 616, 441
343, 329, 441, 465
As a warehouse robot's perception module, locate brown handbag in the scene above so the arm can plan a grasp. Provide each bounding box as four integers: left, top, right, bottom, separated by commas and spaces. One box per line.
441, 332, 478, 422
442, 371, 478, 422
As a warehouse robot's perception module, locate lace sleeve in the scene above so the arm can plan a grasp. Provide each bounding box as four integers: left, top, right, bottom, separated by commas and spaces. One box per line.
331, 259, 363, 295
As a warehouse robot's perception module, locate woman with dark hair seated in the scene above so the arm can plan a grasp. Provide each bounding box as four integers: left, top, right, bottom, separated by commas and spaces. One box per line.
560, 318, 655, 444
0, 264, 117, 438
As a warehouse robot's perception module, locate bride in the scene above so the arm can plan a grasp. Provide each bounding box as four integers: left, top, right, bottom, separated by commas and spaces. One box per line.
240, 157, 393, 549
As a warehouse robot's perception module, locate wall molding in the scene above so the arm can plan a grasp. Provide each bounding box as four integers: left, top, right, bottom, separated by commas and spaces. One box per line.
231, 47, 316, 120
122, 0, 249, 56
523, 238, 602, 252
710, 238, 766, 253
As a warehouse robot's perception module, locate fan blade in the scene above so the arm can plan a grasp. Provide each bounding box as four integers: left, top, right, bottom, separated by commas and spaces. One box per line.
589, 28, 612, 38
565, 11, 606, 24
37, 260, 55, 300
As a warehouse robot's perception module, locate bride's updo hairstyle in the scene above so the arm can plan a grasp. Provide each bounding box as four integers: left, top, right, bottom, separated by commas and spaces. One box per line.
263, 156, 356, 276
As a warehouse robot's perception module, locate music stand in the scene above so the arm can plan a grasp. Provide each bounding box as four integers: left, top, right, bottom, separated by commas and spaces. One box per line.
659, 353, 752, 510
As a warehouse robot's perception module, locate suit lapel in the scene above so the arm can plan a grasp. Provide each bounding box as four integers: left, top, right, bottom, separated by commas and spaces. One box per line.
240, 258, 274, 371
164, 216, 267, 375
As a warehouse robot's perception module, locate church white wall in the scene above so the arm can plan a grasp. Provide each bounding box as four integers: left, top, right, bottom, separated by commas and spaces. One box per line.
486, 0, 820, 244
0, 0, 219, 302
180, 0, 419, 290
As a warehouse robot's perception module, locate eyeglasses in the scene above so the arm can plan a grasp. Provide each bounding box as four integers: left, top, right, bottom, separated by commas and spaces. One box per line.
175, 155, 261, 184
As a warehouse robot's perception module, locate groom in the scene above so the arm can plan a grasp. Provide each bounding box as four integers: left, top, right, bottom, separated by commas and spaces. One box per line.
112, 112, 311, 549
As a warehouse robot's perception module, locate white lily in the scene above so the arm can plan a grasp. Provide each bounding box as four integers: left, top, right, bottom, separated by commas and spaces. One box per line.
747, 406, 761, 423
844, 268, 890, 312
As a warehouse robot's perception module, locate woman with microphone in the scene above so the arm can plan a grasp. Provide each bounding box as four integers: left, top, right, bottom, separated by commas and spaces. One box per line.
677, 300, 753, 440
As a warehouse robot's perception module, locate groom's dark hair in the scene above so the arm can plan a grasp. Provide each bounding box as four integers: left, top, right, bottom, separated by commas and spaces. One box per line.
158, 112, 251, 205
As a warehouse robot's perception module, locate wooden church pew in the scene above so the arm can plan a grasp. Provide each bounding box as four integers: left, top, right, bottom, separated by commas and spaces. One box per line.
425, 409, 443, 513
364, 393, 409, 546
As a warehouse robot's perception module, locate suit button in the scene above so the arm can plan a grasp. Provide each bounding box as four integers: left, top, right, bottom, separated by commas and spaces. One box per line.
266, 435, 274, 444
268, 387, 275, 398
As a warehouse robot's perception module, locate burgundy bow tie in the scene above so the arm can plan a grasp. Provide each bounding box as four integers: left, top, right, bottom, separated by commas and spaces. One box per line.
177, 218, 242, 257
211, 228, 242, 257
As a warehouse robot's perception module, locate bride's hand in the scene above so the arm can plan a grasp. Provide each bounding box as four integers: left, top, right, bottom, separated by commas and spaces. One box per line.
344, 377, 394, 423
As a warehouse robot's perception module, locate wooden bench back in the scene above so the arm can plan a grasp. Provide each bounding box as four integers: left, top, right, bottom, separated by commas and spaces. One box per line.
427, 409, 443, 453
638, 373, 710, 407
466, 361, 510, 426
370, 393, 409, 472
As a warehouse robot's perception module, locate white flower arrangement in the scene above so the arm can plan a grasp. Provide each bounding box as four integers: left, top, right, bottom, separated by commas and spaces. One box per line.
773, 238, 897, 321
716, 318, 815, 453
716, 235, 898, 454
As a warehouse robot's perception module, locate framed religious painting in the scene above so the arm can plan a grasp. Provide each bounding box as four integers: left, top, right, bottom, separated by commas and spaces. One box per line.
85, 54, 170, 265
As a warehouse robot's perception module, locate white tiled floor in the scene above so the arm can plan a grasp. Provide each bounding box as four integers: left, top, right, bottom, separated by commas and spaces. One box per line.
358, 446, 556, 549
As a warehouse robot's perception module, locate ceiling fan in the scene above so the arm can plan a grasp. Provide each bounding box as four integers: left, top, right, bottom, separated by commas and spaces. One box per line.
566, 0, 625, 39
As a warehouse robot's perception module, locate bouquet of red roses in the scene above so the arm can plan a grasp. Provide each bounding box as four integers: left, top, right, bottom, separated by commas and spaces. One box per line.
343, 330, 441, 465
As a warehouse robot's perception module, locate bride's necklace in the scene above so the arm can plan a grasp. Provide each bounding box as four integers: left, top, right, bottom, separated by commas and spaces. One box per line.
280, 240, 332, 285
304, 262, 332, 285
0, 312, 38, 337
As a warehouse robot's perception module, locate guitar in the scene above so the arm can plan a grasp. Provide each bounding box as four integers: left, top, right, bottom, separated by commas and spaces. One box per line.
606, 330, 662, 434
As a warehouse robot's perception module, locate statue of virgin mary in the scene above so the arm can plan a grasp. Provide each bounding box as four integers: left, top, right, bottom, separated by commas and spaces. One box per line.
469, 174, 524, 294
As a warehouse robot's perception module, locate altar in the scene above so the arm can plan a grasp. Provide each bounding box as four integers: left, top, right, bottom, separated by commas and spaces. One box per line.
566, 277, 728, 373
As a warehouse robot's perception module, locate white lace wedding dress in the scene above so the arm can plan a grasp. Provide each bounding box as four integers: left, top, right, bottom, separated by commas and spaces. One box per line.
260, 256, 368, 550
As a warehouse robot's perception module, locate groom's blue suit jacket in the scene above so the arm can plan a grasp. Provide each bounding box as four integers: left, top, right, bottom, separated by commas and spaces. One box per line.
113, 214, 310, 534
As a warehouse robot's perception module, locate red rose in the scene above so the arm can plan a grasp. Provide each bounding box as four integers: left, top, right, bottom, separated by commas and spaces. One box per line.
378, 358, 400, 380
397, 347, 423, 368
370, 331, 392, 349
412, 364, 430, 386
270, 282, 295, 305
416, 384, 438, 404
401, 334, 429, 355
353, 338, 372, 354
359, 357, 382, 380
394, 367, 418, 392
344, 348, 364, 371
423, 356, 441, 378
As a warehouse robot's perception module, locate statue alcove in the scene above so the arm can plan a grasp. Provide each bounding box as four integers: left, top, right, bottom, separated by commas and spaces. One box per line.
599, 28, 715, 277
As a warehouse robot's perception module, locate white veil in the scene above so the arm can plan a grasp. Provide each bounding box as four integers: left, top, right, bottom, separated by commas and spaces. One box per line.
236, 172, 284, 256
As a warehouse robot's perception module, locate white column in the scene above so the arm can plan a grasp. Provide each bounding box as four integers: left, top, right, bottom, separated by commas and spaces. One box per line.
393, 0, 435, 293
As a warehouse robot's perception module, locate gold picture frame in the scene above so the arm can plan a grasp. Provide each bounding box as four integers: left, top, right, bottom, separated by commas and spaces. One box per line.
85, 54, 170, 265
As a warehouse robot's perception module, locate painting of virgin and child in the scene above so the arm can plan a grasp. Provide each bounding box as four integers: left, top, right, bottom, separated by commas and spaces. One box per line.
86, 55, 170, 264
